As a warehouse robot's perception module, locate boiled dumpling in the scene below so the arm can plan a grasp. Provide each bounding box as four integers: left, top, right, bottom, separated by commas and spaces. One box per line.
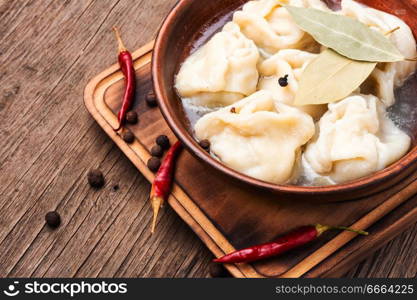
194, 90, 315, 184
257, 49, 327, 119
233, 0, 329, 56
175, 22, 259, 107
304, 94, 411, 183
341, 0, 417, 106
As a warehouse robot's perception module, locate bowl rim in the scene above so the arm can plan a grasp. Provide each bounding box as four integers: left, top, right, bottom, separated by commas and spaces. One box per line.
152, 0, 417, 196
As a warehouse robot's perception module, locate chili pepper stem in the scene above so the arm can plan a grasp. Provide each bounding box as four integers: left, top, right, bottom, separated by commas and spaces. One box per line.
315, 224, 369, 236
331, 226, 369, 236
112, 26, 127, 53
315, 224, 331, 236
151, 195, 163, 234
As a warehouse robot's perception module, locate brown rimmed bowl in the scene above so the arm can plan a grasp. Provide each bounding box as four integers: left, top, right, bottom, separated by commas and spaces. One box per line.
152, 0, 417, 202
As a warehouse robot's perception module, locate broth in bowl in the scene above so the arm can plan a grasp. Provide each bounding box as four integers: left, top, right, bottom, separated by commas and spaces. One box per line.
174, 0, 417, 186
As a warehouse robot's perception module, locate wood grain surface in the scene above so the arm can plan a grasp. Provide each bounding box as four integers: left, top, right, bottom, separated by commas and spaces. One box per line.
0, 0, 416, 278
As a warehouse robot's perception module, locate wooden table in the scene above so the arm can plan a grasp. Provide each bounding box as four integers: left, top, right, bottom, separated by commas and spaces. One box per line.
0, 0, 416, 278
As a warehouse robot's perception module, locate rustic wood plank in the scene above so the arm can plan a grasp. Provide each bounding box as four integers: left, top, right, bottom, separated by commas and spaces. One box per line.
3, 127, 118, 277
0, 0, 415, 279
1, 0, 212, 279
0, 0, 125, 274
346, 223, 417, 278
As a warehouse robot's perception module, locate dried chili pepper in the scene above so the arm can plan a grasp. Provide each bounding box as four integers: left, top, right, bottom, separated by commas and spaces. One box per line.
214, 224, 368, 264
113, 27, 136, 131
150, 141, 183, 233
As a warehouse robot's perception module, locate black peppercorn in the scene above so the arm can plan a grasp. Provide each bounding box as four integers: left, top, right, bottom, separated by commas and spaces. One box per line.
230, 107, 237, 114
87, 169, 105, 188
156, 135, 170, 150
278, 74, 289, 87
151, 145, 164, 158
209, 262, 229, 278
45, 211, 61, 229
126, 111, 138, 124
147, 157, 161, 172
146, 91, 158, 107
122, 130, 135, 144
199, 139, 211, 152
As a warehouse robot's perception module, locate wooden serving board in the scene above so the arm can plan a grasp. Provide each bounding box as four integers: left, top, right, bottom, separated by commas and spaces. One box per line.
84, 42, 417, 278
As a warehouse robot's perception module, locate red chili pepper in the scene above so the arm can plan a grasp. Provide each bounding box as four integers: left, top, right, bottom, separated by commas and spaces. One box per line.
214, 224, 368, 264
113, 27, 136, 131
150, 141, 183, 233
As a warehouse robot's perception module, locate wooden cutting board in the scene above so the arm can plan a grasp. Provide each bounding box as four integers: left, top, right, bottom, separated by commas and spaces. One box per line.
84, 42, 417, 278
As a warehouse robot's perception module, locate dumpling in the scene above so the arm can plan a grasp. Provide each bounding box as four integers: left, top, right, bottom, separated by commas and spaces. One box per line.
194, 90, 315, 184
175, 22, 259, 107
233, 0, 329, 56
257, 49, 327, 119
304, 94, 411, 183
341, 0, 417, 106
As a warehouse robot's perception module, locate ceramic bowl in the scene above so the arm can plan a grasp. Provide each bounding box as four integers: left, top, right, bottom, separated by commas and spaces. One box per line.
152, 0, 417, 201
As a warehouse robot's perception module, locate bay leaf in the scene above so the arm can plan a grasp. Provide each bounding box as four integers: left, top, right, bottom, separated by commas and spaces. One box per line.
294, 49, 377, 106
286, 5, 404, 62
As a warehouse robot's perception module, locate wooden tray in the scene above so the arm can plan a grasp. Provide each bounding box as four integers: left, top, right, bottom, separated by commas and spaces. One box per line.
84, 42, 417, 278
